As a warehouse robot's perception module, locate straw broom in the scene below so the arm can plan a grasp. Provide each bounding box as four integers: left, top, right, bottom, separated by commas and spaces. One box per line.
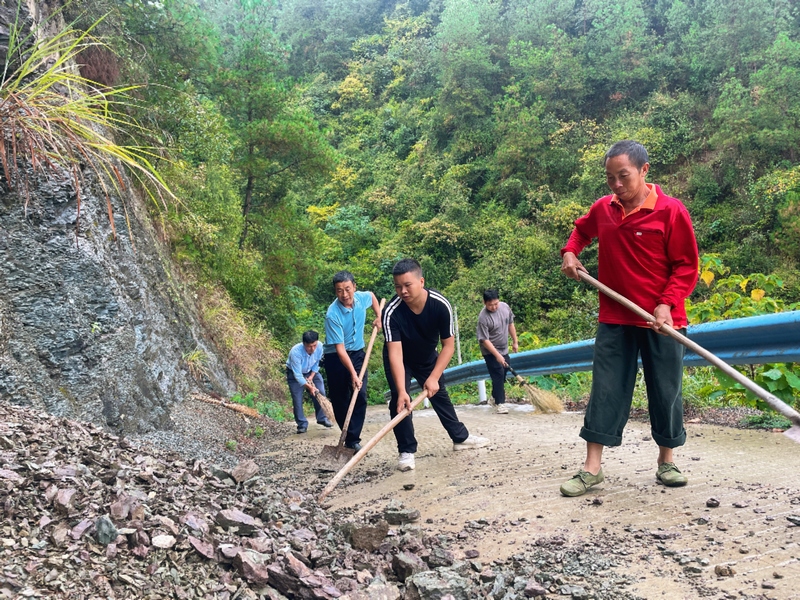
506, 365, 563, 414
312, 390, 337, 426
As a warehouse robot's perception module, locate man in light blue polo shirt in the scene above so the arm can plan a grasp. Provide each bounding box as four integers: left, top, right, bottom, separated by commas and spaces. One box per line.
324, 271, 381, 450
285, 330, 332, 434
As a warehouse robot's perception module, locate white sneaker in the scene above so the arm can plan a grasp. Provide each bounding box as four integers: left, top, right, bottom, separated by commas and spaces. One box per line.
495, 404, 508, 414
453, 435, 489, 451
398, 452, 415, 471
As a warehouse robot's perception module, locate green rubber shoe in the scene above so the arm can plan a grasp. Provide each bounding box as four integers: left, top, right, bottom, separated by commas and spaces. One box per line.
560, 469, 604, 497
656, 462, 688, 487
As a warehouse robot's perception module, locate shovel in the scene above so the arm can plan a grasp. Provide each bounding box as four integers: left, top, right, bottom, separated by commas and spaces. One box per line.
578, 271, 800, 443
317, 298, 386, 471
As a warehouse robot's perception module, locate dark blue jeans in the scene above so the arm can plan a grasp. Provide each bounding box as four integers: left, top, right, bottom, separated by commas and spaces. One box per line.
286, 369, 326, 429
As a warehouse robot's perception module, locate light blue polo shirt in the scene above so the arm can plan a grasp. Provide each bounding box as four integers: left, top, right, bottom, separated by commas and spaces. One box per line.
285, 342, 323, 385
323, 290, 373, 355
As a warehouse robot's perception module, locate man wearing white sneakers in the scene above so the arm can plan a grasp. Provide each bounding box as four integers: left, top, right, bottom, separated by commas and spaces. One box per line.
476, 289, 518, 414
383, 258, 489, 472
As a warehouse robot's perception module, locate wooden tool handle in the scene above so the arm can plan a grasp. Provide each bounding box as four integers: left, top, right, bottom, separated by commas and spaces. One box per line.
319, 390, 428, 502
337, 298, 387, 446
578, 271, 800, 426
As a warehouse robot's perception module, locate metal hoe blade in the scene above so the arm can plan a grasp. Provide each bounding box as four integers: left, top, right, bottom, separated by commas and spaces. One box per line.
316, 444, 355, 472
785, 426, 800, 444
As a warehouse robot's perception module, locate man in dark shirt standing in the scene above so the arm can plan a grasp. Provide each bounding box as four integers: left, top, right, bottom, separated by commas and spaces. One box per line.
476, 289, 519, 414
383, 258, 489, 472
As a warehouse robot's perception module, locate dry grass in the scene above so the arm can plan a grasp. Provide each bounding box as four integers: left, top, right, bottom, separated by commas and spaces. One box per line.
0, 8, 173, 239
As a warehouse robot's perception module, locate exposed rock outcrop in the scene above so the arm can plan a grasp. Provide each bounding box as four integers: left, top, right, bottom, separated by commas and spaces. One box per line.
0, 0, 234, 432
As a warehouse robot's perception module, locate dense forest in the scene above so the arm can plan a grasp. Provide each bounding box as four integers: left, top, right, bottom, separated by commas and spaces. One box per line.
50, 0, 800, 407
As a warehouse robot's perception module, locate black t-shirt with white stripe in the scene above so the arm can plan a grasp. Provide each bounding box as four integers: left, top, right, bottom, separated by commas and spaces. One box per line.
382, 289, 454, 366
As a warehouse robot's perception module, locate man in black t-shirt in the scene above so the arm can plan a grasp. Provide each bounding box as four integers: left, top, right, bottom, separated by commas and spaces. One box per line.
383, 258, 489, 472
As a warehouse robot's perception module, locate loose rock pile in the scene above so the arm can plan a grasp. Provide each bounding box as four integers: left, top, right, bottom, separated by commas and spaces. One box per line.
1, 402, 651, 599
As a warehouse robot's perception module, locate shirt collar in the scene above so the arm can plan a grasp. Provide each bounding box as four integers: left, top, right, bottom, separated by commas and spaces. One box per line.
610, 183, 657, 217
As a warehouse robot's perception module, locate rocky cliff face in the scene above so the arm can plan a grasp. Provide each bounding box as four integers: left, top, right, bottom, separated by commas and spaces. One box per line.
0, 1, 235, 433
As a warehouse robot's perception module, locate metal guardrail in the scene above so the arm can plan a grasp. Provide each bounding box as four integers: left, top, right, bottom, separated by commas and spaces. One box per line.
435, 311, 800, 389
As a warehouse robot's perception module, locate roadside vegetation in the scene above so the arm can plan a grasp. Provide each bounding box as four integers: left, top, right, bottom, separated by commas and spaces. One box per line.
15, 0, 800, 417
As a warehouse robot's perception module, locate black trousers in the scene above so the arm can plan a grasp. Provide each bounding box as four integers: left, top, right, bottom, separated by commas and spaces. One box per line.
580, 323, 687, 448
483, 353, 510, 404
325, 350, 367, 446
383, 345, 469, 454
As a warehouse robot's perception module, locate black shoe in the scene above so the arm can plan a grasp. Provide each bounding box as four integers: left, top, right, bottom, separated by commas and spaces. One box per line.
345, 442, 362, 451
318, 419, 333, 428
296, 426, 307, 434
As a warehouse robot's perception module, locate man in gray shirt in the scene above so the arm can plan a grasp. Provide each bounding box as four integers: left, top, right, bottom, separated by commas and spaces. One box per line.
476, 289, 519, 414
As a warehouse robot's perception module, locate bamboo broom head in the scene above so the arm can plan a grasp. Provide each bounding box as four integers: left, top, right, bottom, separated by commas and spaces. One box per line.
523, 382, 564, 414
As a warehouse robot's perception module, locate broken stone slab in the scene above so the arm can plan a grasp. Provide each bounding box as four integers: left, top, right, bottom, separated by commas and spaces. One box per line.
95, 515, 118, 546
245, 536, 274, 554
383, 500, 420, 525
151, 534, 177, 549
109, 496, 133, 520
285, 551, 313, 579
0, 468, 24, 483
404, 569, 470, 600
343, 521, 389, 552
216, 508, 264, 535
54, 488, 77, 514
70, 519, 93, 540
231, 459, 260, 483
714, 564, 736, 577
392, 552, 426, 583
188, 535, 215, 560
425, 547, 454, 568
524, 579, 547, 598
339, 578, 401, 600
210, 466, 234, 481
266, 563, 300, 597
219, 544, 243, 561
234, 549, 271, 585
50, 523, 70, 547
181, 512, 209, 534
290, 528, 317, 543
559, 585, 587, 599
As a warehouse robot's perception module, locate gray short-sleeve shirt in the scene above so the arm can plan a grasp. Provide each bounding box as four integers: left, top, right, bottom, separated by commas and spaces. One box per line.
476, 302, 514, 356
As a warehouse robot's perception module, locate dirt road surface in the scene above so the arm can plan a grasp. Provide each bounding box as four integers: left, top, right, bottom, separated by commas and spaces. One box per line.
276, 403, 800, 600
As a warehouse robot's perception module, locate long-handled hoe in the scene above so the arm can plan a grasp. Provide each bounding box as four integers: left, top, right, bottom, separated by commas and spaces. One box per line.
578, 271, 800, 443
316, 298, 386, 471
319, 391, 428, 502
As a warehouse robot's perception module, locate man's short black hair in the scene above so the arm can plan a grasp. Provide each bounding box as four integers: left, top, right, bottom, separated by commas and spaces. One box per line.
483, 289, 499, 302
604, 140, 649, 169
302, 330, 319, 344
392, 258, 423, 278
332, 270, 355, 287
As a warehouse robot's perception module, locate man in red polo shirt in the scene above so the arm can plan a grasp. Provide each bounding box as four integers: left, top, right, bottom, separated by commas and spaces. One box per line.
559, 140, 699, 497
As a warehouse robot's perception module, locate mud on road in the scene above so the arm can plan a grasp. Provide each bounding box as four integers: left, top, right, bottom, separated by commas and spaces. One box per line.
277, 403, 800, 600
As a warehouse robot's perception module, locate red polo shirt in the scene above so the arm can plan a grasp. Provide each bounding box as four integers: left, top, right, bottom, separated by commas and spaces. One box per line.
561, 183, 699, 327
